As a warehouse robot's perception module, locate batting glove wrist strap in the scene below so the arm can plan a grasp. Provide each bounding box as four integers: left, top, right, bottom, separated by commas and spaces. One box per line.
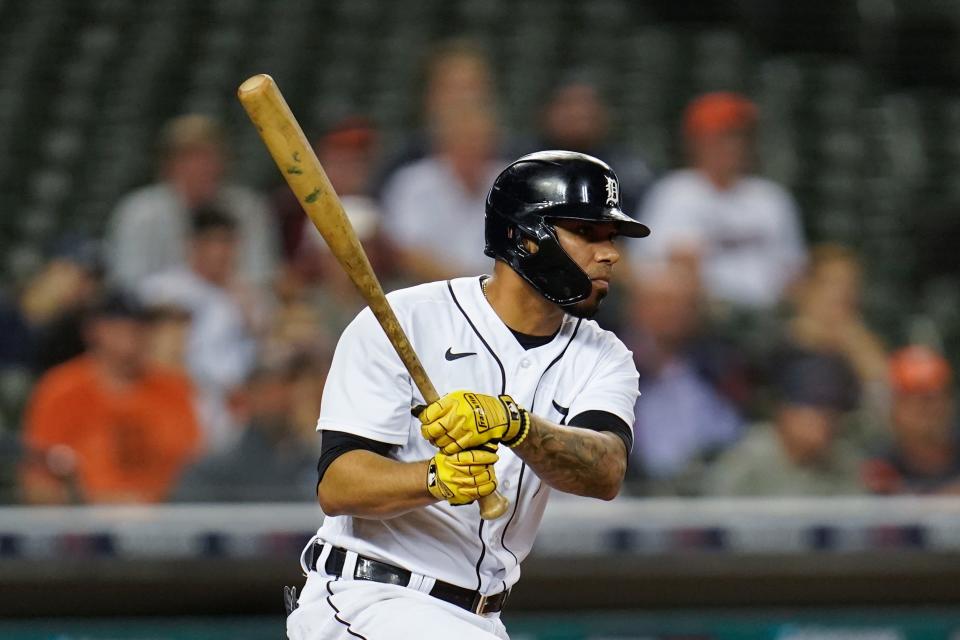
499, 396, 530, 448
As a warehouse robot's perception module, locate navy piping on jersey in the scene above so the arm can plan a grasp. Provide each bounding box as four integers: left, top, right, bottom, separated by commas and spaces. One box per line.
447, 279, 506, 395
500, 462, 527, 568
497, 462, 524, 584
530, 481, 546, 500
447, 279, 506, 594
472, 519, 486, 594
529, 318, 582, 417
325, 578, 368, 639
497, 317, 582, 592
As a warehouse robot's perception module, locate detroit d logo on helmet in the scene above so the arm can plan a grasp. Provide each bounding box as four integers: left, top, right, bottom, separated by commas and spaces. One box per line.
604, 175, 619, 207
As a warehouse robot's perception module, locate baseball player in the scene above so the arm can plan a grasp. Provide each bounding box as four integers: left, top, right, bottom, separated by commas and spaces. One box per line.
287, 151, 649, 639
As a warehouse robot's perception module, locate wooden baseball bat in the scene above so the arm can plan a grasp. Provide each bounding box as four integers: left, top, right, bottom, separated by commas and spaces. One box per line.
237, 74, 509, 520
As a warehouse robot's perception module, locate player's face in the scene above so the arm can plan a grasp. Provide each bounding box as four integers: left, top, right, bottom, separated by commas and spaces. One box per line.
88, 316, 147, 376
552, 220, 621, 318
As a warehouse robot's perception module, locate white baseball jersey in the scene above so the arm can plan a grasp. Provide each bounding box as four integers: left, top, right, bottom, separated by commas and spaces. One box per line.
636, 169, 806, 309
314, 276, 639, 596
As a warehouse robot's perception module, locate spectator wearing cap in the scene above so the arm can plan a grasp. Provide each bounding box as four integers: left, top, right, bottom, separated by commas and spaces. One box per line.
863, 347, 960, 495
786, 244, 889, 443
106, 114, 277, 289
703, 349, 863, 496
636, 92, 807, 310
20, 291, 201, 504
139, 207, 262, 453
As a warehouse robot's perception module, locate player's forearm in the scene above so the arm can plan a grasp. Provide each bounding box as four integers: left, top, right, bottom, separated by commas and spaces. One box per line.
512, 415, 626, 500
317, 450, 436, 519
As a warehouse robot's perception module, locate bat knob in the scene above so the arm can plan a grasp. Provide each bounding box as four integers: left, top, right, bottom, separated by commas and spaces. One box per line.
238, 74, 273, 98
479, 491, 510, 520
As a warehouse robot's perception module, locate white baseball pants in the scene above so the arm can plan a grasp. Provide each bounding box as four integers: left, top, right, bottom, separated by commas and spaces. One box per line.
286, 546, 510, 640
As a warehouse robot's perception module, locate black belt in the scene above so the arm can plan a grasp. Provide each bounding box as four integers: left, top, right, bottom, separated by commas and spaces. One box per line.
306, 542, 509, 615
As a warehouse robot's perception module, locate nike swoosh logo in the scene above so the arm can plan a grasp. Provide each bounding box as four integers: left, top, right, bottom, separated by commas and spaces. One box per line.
552, 400, 570, 416
445, 348, 477, 361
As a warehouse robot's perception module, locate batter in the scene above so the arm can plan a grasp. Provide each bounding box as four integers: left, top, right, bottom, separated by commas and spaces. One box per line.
287, 151, 649, 639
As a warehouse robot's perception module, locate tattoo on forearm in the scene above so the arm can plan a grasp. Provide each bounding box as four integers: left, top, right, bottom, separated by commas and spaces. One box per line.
514, 416, 626, 498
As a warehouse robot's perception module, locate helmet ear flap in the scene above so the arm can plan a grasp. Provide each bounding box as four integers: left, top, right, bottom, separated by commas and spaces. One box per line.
511, 226, 540, 257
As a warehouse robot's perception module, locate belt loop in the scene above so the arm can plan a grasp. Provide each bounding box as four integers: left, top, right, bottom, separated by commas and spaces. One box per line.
418, 575, 437, 594
340, 549, 359, 581
299, 536, 318, 575
406, 572, 435, 594
315, 542, 333, 576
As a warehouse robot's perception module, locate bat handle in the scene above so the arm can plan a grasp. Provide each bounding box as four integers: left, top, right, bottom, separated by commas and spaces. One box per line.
479, 491, 510, 520
419, 384, 510, 521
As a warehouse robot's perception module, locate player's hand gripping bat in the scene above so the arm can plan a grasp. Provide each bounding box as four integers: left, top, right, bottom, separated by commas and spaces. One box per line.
237, 74, 509, 520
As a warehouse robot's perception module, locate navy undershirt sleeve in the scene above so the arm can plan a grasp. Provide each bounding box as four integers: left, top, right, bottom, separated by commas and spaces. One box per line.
317, 431, 393, 484
567, 410, 633, 457
317, 411, 633, 489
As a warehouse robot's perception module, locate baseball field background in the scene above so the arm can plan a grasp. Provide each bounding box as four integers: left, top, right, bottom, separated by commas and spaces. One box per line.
3, 500, 960, 637
4, 0, 960, 638
5, 610, 960, 640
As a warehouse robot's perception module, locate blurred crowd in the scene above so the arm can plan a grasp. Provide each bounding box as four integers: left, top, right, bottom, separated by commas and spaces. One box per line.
1, 39, 958, 506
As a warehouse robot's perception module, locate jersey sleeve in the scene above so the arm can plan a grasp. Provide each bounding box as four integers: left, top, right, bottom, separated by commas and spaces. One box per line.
316, 307, 414, 446
565, 338, 640, 449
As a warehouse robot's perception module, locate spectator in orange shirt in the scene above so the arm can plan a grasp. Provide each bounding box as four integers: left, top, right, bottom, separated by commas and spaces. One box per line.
20, 291, 201, 504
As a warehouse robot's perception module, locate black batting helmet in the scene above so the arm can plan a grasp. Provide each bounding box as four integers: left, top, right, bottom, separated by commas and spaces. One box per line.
484, 150, 650, 305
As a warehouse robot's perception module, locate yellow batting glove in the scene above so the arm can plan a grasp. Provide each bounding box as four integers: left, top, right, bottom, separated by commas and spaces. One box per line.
426, 449, 499, 506
418, 390, 530, 455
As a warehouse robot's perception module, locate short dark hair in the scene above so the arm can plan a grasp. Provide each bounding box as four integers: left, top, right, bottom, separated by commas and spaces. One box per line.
190, 205, 237, 237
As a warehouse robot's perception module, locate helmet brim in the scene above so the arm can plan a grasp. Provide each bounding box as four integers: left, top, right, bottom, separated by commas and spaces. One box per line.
546, 206, 651, 238
601, 207, 651, 238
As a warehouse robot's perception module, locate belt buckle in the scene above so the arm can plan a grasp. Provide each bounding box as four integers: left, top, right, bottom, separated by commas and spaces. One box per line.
473, 593, 489, 615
